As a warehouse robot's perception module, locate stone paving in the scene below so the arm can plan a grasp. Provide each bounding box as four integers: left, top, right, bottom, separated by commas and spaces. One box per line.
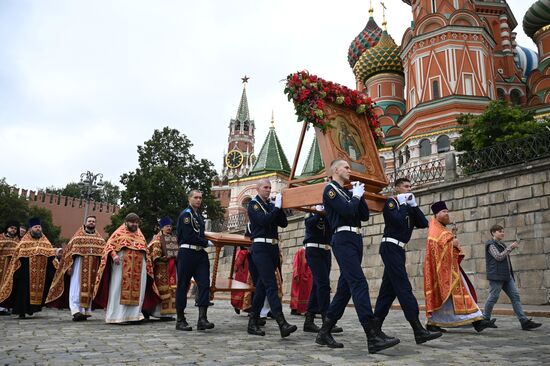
0, 305, 548, 366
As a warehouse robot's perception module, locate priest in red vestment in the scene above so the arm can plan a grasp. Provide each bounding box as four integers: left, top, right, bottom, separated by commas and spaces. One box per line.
0, 218, 60, 318
290, 247, 313, 315
0, 221, 20, 315
424, 201, 493, 332
46, 216, 106, 320
145, 216, 178, 320
92, 213, 160, 323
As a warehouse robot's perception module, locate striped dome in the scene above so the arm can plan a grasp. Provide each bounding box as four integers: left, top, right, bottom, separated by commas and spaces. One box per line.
353, 30, 403, 84
348, 16, 383, 68
523, 0, 550, 38
515, 46, 539, 78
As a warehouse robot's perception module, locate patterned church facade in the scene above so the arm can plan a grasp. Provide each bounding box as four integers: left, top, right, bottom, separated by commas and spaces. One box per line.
213, 0, 549, 220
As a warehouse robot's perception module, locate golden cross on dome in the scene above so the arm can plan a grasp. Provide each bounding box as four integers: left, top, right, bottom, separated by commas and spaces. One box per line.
380, 1, 387, 31
241, 75, 250, 84
369, 0, 373, 16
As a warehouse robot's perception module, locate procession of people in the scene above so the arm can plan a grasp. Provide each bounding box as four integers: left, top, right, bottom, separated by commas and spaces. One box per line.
0, 170, 542, 354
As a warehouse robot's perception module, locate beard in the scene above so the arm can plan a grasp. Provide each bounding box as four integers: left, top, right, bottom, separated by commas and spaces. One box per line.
30, 230, 43, 239
126, 223, 138, 232
85, 225, 96, 233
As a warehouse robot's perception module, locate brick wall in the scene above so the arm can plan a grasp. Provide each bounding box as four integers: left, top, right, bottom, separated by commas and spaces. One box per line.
18, 189, 119, 240
211, 157, 550, 306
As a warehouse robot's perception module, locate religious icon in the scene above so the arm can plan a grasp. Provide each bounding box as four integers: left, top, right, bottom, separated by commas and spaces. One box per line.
331, 116, 365, 171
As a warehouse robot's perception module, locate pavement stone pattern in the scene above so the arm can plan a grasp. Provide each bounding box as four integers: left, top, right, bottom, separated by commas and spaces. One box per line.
0, 306, 547, 366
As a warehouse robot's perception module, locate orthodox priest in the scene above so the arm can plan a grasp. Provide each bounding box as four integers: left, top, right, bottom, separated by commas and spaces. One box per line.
46, 216, 106, 321
0, 218, 60, 318
0, 221, 20, 315
92, 213, 160, 324
424, 201, 493, 332
145, 216, 178, 320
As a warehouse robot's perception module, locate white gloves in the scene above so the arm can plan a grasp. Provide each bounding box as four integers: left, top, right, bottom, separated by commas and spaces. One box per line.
397, 193, 417, 207
408, 193, 418, 207
207, 240, 214, 247
315, 204, 324, 212
396, 193, 408, 205
351, 181, 365, 198
274, 193, 282, 209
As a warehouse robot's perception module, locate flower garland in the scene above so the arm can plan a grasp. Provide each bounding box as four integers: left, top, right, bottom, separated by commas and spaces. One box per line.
284, 70, 385, 147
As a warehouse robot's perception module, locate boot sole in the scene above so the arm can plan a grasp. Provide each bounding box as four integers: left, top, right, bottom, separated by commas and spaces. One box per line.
315, 339, 344, 348
197, 325, 215, 330
280, 325, 298, 338
176, 327, 193, 331
415, 332, 443, 344
368, 339, 400, 354
247, 330, 265, 336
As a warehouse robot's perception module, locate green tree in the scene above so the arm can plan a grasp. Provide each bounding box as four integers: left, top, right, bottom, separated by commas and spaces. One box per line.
0, 178, 62, 245
106, 127, 224, 239
453, 100, 550, 152
0, 178, 29, 230
43, 181, 121, 205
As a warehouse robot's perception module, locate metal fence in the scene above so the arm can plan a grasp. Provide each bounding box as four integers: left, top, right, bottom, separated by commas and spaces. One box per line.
210, 209, 297, 233
458, 132, 550, 175
383, 158, 446, 193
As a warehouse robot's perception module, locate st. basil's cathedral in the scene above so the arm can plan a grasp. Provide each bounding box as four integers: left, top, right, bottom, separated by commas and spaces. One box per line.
212, 0, 549, 221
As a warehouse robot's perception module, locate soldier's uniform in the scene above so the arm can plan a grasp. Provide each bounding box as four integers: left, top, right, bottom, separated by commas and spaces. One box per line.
175, 206, 214, 331
247, 194, 296, 337
374, 197, 428, 323
316, 180, 399, 353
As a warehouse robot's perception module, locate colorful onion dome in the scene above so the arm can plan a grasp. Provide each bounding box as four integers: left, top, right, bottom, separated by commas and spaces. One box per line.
515, 45, 539, 78
523, 0, 550, 39
348, 14, 383, 68
353, 30, 403, 84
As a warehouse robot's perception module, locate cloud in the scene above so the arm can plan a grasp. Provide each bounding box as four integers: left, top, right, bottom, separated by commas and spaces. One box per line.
0, 0, 537, 190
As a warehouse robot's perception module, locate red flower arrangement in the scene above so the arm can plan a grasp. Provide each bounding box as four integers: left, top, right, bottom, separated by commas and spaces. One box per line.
284, 70, 385, 147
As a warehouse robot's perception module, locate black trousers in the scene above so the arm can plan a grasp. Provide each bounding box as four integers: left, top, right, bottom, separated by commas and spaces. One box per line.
175, 248, 210, 311
374, 242, 419, 322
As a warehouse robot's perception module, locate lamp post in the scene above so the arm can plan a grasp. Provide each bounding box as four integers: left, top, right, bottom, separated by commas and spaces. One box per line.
79, 171, 104, 224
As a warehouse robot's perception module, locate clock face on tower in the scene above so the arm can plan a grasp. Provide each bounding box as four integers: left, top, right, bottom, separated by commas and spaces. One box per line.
225, 149, 244, 169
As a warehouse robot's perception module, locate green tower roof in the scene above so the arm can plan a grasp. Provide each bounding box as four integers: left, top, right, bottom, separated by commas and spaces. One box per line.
236, 85, 250, 122
300, 136, 324, 176
250, 118, 290, 176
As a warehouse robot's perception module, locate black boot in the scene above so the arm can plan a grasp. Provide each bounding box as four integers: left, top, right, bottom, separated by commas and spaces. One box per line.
409, 318, 442, 344
197, 307, 215, 330
373, 317, 396, 341
472, 319, 492, 332
175, 309, 192, 331
321, 314, 343, 333
363, 321, 400, 354
275, 313, 297, 338
257, 316, 266, 326
426, 323, 447, 333
247, 312, 265, 336
303, 312, 320, 333
315, 317, 344, 348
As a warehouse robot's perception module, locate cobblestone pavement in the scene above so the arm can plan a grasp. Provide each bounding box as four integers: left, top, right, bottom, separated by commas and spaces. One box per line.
0, 306, 547, 366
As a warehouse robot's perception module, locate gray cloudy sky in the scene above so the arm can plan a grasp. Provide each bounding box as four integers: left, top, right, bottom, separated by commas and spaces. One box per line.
0, 0, 535, 191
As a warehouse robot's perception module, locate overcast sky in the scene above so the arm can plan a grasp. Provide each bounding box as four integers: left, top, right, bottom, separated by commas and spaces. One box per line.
0, 0, 536, 192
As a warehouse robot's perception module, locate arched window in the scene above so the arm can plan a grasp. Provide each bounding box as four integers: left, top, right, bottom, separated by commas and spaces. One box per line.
398, 151, 403, 166
419, 139, 431, 157
497, 88, 505, 101
234, 121, 241, 133
243, 122, 249, 132
437, 135, 450, 153
405, 146, 411, 162
510, 89, 521, 106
